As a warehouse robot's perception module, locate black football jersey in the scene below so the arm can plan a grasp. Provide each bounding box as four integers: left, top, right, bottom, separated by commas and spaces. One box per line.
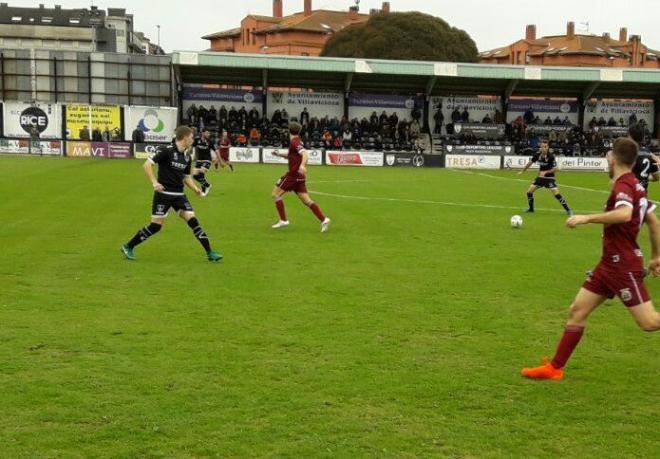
633, 149, 659, 190
149, 145, 192, 194
194, 138, 216, 161
531, 153, 557, 178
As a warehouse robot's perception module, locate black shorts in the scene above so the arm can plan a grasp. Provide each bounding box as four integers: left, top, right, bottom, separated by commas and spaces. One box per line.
151, 192, 194, 218
195, 160, 212, 171
533, 177, 557, 189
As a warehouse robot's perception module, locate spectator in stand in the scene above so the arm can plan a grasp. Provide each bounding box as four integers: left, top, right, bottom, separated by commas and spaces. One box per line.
379, 110, 389, 127
451, 107, 461, 124
461, 107, 470, 123
434, 107, 444, 134
410, 119, 421, 140
411, 104, 422, 123
597, 116, 607, 126
228, 106, 238, 123
494, 109, 505, 124
482, 113, 493, 124
102, 125, 112, 142
132, 126, 145, 143
238, 106, 248, 124
553, 115, 562, 125
219, 105, 228, 124
333, 135, 343, 150
321, 129, 333, 148
533, 115, 542, 125
208, 106, 218, 126
342, 127, 352, 143
280, 109, 289, 127
544, 116, 553, 125
523, 107, 535, 125
300, 108, 310, 126
249, 126, 261, 146
562, 116, 571, 125
628, 112, 638, 126
588, 116, 598, 129
187, 104, 197, 124
92, 126, 103, 141
236, 132, 247, 146
607, 116, 617, 127
619, 117, 626, 127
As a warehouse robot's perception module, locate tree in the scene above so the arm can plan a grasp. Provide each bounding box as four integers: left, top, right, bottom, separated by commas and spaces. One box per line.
320, 12, 479, 63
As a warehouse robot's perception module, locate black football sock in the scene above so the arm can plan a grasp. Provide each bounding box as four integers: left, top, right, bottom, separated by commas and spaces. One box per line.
126, 222, 162, 249
187, 217, 211, 252
193, 173, 209, 188
527, 193, 535, 211
555, 194, 570, 211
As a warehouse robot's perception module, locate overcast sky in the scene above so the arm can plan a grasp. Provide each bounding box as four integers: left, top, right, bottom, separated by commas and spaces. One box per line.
8, 0, 660, 53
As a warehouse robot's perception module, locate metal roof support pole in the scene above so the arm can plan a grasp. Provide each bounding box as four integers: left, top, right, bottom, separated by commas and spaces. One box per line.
262, 69, 268, 122
580, 82, 600, 132
344, 73, 353, 120
502, 79, 519, 126
423, 76, 437, 133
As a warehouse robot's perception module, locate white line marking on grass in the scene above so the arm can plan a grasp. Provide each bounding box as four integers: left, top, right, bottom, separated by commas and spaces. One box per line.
454, 170, 609, 194
310, 190, 573, 213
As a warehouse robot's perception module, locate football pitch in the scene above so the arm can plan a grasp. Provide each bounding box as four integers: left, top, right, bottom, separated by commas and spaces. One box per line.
1, 156, 659, 458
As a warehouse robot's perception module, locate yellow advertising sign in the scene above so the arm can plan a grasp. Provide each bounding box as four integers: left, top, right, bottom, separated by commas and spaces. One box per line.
66, 105, 122, 140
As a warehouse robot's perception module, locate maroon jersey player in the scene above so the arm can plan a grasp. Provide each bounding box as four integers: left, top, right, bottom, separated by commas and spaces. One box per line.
271, 122, 331, 232
522, 137, 660, 381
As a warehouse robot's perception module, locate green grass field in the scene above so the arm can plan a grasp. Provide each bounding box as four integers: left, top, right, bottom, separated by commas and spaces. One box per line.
1, 156, 659, 458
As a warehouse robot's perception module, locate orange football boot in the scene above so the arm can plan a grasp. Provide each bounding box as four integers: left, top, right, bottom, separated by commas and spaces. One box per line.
521, 358, 564, 380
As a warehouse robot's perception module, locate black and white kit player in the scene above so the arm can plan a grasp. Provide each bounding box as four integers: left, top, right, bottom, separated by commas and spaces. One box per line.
518, 141, 573, 215
193, 129, 216, 196
629, 123, 660, 190
121, 126, 222, 262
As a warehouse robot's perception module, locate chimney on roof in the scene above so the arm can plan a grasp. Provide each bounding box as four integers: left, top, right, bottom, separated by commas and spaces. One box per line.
567, 21, 575, 39
304, 0, 312, 16
349, 6, 359, 20
273, 0, 283, 18
382, 2, 391, 14
619, 27, 627, 42
525, 24, 536, 41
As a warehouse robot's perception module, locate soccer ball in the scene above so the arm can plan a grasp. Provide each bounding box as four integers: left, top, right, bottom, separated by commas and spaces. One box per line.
511, 215, 523, 229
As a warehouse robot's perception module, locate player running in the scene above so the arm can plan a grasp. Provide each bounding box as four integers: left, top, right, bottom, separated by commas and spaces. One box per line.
121, 126, 223, 262
518, 141, 573, 215
192, 129, 216, 196
629, 123, 660, 191
214, 130, 234, 171
271, 121, 331, 232
522, 138, 660, 381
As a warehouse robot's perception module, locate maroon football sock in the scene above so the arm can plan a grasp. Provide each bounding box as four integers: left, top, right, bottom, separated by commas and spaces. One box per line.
275, 198, 287, 221
308, 202, 325, 222
551, 325, 585, 369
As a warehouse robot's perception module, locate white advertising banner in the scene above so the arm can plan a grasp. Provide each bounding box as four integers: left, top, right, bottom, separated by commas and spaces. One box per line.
262, 148, 323, 166
445, 154, 501, 170
268, 91, 344, 121
503, 155, 608, 172
584, 99, 654, 129
429, 95, 502, 127
125, 106, 178, 143
326, 150, 383, 167
229, 147, 260, 163
2, 102, 62, 139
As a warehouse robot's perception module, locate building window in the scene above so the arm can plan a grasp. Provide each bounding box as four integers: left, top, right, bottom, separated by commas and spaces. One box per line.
252, 28, 256, 45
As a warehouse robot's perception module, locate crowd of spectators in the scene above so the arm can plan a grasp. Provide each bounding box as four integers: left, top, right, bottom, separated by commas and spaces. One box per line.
185, 104, 427, 152
430, 104, 657, 156
183, 103, 657, 156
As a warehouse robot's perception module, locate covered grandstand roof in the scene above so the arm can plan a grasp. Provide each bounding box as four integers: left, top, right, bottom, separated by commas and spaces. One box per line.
172, 51, 660, 99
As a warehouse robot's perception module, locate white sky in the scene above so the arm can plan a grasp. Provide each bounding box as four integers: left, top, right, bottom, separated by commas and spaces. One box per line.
7, 0, 660, 53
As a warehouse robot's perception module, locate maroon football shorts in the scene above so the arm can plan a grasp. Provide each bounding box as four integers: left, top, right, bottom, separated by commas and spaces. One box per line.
276, 174, 307, 194
583, 262, 650, 308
